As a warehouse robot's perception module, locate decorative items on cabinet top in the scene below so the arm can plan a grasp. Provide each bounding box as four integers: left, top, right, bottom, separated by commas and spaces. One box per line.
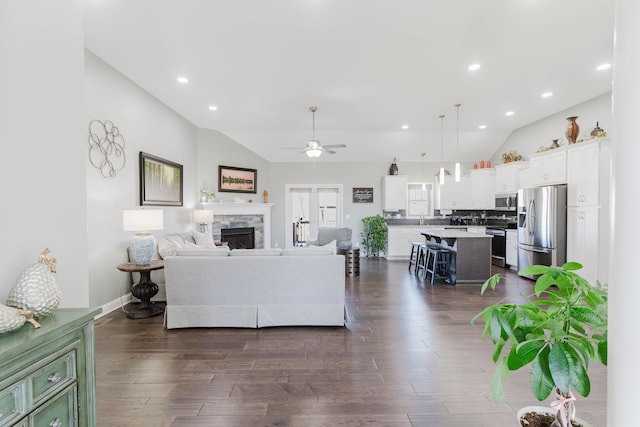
501, 150, 524, 163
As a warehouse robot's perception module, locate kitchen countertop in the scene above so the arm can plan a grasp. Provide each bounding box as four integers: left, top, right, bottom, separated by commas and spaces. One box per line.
420, 228, 493, 239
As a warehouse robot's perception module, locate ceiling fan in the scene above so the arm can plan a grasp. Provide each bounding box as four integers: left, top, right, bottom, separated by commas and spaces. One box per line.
282, 106, 346, 158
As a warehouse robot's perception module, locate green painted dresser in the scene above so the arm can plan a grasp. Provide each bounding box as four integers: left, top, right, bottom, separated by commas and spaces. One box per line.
0, 308, 101, 427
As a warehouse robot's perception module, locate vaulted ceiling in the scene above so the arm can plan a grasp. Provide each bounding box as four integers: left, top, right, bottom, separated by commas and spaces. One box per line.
84, 0, 614, 163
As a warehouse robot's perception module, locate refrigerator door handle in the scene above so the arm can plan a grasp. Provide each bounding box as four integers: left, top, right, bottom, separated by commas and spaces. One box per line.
521, 246, 552, 254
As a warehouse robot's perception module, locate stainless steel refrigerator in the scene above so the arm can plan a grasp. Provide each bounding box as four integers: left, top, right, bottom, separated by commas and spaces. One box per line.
517, 185, 567, 278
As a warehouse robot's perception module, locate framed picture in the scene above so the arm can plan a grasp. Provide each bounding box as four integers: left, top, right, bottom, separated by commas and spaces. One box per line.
353, 187, 374, 203
218, 165, 257, 194
139, 152, 183, 206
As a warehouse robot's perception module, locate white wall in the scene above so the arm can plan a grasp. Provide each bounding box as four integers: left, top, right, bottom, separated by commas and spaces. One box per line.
196, 129, 271, 203
0, 0, 89, 307
84, 51, 198, 306
490, 92, 612, 164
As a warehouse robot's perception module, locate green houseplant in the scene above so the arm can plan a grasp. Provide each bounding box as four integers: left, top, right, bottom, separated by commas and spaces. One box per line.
472, 263, 607, 427
361, 215, 388, 257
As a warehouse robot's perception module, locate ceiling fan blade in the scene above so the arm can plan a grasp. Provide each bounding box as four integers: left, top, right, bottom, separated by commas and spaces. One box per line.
322, 144, 347, 149
325, 149, 337, 154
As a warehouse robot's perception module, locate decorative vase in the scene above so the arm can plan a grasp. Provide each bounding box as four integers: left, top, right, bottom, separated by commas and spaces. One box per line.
566, 116, 580, 144
389, 159, 399, 175
6, 249, 61, 318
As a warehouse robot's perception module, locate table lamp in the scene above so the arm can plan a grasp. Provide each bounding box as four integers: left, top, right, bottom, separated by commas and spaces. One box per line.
192, 209, 214, 233
123, 209, 164, 265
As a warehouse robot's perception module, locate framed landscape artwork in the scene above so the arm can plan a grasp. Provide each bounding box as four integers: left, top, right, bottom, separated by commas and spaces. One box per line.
139, 152, 183, 206
218, 165, 257, 194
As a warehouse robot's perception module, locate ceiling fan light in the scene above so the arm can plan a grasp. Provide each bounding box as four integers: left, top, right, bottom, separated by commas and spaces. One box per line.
306, 148, 322, 158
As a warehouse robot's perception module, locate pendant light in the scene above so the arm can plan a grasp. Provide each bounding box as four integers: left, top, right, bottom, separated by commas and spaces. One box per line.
439, 114, 446, 185
454, 103, 461, 182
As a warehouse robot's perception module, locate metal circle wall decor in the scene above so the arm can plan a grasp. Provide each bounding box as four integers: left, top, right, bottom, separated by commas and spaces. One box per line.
88, 119, 126, 178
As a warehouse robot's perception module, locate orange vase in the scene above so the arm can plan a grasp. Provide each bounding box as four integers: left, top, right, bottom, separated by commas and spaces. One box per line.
566, 116, 580, 144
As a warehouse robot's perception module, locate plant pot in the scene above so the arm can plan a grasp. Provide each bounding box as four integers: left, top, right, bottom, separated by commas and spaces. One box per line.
517, 406, 594, 427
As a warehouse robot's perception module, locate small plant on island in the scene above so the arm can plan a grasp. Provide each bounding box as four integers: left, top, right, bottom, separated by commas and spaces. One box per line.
471, 263, 607, 427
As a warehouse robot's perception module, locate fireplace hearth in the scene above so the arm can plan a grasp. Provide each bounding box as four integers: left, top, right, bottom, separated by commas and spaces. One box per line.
221, 227, 255, 249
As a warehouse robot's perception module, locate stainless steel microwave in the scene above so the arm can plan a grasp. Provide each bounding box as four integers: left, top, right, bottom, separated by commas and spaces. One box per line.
495, 193, 517, 211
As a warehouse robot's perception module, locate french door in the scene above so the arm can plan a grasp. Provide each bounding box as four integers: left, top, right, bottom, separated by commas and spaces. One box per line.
285, 184, 343, 247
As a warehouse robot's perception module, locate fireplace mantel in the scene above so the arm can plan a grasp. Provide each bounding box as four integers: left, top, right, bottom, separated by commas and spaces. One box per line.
200, 202, 273, 248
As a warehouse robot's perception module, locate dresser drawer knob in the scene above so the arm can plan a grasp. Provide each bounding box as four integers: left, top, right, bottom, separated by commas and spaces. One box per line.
50, 419, 63, 427
47, 373, 61, 383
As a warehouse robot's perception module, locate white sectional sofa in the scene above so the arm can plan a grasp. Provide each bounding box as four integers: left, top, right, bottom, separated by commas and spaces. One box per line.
163, 247, 346, 329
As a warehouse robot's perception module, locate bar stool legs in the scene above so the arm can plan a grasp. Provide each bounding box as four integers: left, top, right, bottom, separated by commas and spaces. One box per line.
424, 247, 451, 285
408, 242, 422, 274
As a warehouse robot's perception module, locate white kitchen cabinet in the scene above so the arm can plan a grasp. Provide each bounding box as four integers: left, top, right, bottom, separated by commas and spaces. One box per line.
506, 229, 518, 270
495, 162, 528, 194
567, 206, 599, 284
439, 175, 470, 210
567, 140, 600, 207
469, 169, 495, 209
382, 175, 408, 211
529, 149, 567, 186
519, 166, 533, 190
385, 226, 425, 260
407, 182, 432, 217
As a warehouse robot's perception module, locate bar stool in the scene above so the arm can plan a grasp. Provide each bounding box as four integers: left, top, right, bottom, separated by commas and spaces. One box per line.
408, 242, 423, 274
416, 243, 440, 279
424, 246, 451, 285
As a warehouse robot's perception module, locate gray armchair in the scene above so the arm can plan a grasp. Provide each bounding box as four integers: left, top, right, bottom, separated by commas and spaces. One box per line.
306, 227, 353, 251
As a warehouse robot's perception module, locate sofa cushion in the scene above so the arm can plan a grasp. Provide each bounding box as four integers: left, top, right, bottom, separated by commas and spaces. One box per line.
192, 230, 216, 248
230, 248, 282, 257
281, 247, 336, 256
177, 246, 230, 257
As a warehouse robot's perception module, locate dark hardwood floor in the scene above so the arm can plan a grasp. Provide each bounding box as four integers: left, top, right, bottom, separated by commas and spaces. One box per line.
95, 259, 607, 426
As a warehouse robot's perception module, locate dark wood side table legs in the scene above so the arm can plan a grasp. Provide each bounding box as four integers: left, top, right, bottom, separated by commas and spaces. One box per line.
117, 261, 165, 319
129, 270, 164, 319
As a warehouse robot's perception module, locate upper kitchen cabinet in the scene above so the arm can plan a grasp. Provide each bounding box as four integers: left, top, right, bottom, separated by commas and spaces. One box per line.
567, 139, 603, 207
382, 175, 408, 211
495, 161, 529, 194
469, 169, 495, 209
407, 182, 433, 217
439, 175, 470, 210
529, 149, 567, 186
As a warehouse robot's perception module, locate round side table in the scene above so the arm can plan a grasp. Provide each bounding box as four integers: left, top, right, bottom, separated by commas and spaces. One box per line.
117, 260, 164, 319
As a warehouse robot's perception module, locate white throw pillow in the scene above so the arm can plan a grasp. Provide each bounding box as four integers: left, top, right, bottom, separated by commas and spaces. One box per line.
166, 234, 186, 248
156, 237, 178, 259
192, 230, 215, 248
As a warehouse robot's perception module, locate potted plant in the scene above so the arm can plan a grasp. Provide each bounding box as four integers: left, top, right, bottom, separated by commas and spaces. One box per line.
501, 150, 524, 163
361, 215, 388, 257
471, 263, 607, 427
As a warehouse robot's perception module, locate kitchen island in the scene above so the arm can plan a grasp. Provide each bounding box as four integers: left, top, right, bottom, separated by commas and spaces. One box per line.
420, 228, 492, 284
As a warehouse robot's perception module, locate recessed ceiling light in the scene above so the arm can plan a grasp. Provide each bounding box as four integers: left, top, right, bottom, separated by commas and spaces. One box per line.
209, 105, 218, 111
177, 76, 189, 84
478, 125, 487, 130
597, 63, 612, 71
401, 125, 409, 130
541, 92, 553, 98
468, 63, 480, 71
505, 111, 515, 116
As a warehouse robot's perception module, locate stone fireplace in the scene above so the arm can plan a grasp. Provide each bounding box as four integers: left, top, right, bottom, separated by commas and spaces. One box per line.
201, 202, 273, 249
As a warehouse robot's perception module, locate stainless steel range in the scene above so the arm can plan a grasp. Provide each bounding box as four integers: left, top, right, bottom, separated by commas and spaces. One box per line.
486, 226, 507, 267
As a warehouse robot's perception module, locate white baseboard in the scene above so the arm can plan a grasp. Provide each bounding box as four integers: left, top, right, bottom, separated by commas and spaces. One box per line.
96, 293, 131, 318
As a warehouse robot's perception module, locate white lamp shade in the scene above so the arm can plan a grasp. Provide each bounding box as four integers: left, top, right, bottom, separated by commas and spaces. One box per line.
122, 209, 164, 232
192, 209, 214, 224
